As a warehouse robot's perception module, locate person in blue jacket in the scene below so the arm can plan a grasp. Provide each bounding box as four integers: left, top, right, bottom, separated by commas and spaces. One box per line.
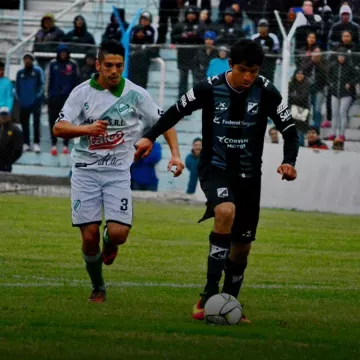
131, 141, 162, 191
16, 53, 45, 153
185, 137, 202, 194
206, 46, 231, 78
46, 43, 79, 156
0, 61, 14, 112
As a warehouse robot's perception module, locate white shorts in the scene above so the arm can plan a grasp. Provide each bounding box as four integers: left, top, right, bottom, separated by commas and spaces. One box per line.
71, 167, 132, 228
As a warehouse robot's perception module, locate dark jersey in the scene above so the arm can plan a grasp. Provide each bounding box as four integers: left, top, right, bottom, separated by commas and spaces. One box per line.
145, 72, 299, 177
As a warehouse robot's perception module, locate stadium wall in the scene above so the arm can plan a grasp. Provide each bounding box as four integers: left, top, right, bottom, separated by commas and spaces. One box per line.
195, 144, 360, 215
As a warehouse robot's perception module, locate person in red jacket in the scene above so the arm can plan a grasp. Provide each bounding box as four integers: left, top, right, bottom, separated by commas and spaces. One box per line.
306, 126, 328, 149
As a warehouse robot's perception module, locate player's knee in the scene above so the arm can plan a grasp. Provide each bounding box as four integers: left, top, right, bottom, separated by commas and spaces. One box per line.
230, 242, 251, 264
107, 225, 130, 245
214, 203, 235, 225
80, 225, 100, 254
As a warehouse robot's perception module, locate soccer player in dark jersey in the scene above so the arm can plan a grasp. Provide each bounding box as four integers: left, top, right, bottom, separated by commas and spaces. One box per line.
135, 39, 299, 322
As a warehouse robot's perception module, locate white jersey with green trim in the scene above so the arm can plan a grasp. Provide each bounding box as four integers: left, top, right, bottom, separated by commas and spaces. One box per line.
58, 76, 163, 170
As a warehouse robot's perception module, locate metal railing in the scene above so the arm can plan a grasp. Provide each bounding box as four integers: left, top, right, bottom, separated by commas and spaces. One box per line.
4, 0, 88, 78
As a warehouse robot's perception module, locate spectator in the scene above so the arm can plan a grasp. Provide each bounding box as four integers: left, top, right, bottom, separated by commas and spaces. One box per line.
79, 52, 97, 83
129, 11, 157, 88
64, 16, 95, 55
189, 0, 211, 11
318, 5, 334, 50
102, 8, 129, 43
295, 1, 322, 50
157, 0, 181, 44
306, 125, 328, 149
215, 7, 245, 46
199, 9, 213, 31
288, 69, 311, 146
33, 13, 65, 68
16, 53, 44, 153
171, 6, 204, 97
336, 30, 360, 69
268, 126, 279, 144
0, 107, 23, 172
328, 49, 359, 143
46, 44, 79, 156
206, 46, 231, 77
185, 137, 202, 194
251, 19, 280, 82
295, 31, 318, 68
131, 141, 162, 191
231, 2, 243, 27
194, 30, 217, 83
0, 61, 13, 111
328, 4, 360, 49
301, 46, 329, 129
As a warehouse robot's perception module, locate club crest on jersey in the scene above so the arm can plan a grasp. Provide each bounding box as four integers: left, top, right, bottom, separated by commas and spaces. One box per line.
88, 130, 125, 150
118, 103, 130, 116
247, 102, 259, 115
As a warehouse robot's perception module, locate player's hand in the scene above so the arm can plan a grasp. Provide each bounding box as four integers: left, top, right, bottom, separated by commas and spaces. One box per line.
134, 138, 153, 161
86, 120, 108, 136
277, 164, 297, 181
168, 155, 184, 177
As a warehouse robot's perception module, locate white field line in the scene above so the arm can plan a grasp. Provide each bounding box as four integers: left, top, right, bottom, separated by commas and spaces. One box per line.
0, 275, 358, 291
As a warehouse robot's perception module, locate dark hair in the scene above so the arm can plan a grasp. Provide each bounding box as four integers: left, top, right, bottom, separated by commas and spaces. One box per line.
0, 60, 4, 69
268, 126, 278, 135
230, 39, 264, 67
98, 40, 125, 62
308, 125, 319, 135
193, 137, 202, 143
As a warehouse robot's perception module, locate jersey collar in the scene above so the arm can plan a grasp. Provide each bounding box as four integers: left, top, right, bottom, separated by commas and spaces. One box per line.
89, 74, 125, 97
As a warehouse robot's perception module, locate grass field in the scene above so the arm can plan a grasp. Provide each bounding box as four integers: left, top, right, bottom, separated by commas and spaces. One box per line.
0, 195, 359, 360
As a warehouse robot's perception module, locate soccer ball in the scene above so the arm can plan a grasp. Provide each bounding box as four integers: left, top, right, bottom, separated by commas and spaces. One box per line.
204, 293, 242, 325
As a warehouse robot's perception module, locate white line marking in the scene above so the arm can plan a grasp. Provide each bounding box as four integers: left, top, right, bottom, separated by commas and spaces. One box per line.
0, 276, 358, 291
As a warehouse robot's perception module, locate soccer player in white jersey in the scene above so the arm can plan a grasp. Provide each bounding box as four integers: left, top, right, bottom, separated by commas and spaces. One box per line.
53, 40, 184, 302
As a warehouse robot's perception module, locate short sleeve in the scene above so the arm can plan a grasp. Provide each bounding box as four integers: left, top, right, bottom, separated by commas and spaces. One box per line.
56, 88, 83, 124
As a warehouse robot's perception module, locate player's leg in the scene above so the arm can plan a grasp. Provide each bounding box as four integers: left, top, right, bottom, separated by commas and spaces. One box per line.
193, 166, 235, 320
71, 168, 104, 301
102, 171, 133, 265
222, 177, 261, 322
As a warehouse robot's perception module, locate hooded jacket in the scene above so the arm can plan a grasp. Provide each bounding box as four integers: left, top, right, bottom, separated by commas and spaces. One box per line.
34, 14, 65, 43
79, 52, 97, 83
215, 8, 245, 46
171, 7, 206, 68
185, 150, 200, 194
102, 8, 129, 42
329, 54, 359, 98
64, 16, 95, 46
206, 56, 231, 78
16, 62, 44, 108
329, 5, 360, 48
46, 44, 79, 98
288, 75, 311, 109
131, 11, 157, 45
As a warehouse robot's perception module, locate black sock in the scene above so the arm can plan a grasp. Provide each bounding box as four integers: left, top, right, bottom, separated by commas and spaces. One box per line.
204, 232, 231, 296
222, 257, 247, 298
83, 251, 106, 292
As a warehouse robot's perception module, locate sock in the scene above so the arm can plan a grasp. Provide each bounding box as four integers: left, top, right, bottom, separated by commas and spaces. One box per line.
83, 251, 106, 292
222, 257, 247, 298
204, 232, 232, 296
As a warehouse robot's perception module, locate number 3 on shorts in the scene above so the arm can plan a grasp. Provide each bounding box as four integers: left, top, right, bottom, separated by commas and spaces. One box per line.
120, 198, 128, 211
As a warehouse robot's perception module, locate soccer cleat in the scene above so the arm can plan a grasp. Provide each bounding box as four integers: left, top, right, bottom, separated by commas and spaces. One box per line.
63, 146, 69, 154
192, 294, 209, 320
240, 304, 251, 324
88, 289, 106, 303
51, 146, 58, 156
102, 226, 118, 265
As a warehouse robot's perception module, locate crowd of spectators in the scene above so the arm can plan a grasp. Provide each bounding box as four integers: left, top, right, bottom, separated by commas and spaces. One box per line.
1, 0, 360, 184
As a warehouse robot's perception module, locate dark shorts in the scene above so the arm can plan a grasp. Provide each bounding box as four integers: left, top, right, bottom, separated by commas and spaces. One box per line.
198, 165, 261, 243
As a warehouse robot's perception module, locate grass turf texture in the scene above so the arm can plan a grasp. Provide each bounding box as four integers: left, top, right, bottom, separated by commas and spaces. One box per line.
0, 195, 359, 360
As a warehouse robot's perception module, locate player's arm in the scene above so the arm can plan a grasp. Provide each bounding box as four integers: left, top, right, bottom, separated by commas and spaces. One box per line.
267, 86, 299, 181
52, 90, 108, 139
